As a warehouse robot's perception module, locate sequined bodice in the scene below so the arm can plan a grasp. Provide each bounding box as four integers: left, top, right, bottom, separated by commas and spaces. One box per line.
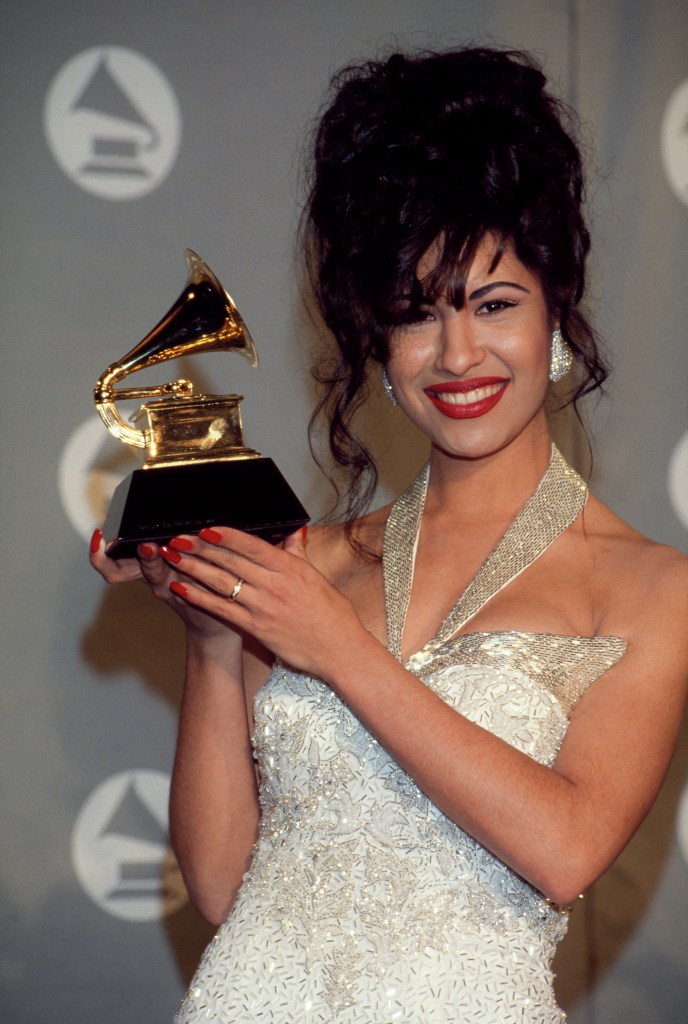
176, 449, 627, 1024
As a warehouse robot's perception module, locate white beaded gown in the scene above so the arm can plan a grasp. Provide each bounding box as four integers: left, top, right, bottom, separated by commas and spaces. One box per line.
175, 448, 626, 1023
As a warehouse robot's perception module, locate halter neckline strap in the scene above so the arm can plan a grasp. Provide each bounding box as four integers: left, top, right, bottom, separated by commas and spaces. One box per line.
383, 445, 588, 663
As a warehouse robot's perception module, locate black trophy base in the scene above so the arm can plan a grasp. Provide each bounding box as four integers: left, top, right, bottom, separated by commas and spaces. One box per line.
104, 457, 309, 559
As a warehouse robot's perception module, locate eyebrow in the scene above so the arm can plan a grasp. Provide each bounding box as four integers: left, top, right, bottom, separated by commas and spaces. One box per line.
468, 281, 530, 300
398, 280, 531, 307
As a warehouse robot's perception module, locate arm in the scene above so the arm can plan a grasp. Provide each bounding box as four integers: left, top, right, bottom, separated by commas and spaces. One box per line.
323, 618, 687, 904
169, 629, 270, 925
90, 531, 268, 924
159, 527, 688, 907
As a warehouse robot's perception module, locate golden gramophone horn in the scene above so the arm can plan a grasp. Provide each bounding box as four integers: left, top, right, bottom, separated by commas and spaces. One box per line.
95, 249, 258, 448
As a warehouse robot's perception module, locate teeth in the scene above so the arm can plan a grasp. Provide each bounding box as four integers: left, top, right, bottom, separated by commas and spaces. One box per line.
433, 383, 504, 405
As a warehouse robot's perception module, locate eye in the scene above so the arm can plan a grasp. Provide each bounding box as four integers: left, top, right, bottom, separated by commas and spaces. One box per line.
404, 308, 435, 326
476, 298, 519, 316
390, 304, 436, 328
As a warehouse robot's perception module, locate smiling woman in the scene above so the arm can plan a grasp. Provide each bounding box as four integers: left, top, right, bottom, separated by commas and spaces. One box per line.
91, 46, 688, 1024
303, 47, 608, 532
385, 239, 553, 459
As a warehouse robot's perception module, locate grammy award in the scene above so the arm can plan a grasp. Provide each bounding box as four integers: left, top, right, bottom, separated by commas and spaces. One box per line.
95, 249, 309, 559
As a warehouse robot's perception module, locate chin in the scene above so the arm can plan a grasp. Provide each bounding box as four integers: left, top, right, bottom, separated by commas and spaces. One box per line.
431, 419, 549, 463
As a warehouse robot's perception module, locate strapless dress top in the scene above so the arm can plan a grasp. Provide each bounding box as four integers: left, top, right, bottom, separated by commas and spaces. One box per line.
175, 448, 627, 1023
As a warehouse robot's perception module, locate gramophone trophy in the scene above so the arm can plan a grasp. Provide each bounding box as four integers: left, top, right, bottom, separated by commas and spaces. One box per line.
95, 249, 309, 559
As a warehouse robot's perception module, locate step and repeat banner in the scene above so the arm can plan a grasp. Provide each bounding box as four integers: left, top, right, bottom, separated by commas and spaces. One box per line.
2, 2, 686, 1021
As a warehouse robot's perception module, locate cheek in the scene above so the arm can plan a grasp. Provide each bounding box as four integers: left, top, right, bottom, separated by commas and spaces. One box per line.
501, 323, 550, 371
524, 343, 553, 399
387, 331, 436, 375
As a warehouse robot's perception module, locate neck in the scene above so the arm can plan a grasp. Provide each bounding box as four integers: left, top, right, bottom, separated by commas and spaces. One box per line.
425, 424, 553, 524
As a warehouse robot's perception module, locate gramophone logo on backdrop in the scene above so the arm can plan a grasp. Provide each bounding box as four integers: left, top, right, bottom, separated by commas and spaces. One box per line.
679, 782, 688, 873
44, 47, 181, 201
71, 770, 187, 921
661, 78, 688, 536
661, 77, 688, 207
58, 414, 137, 544
668, 430, 688, 533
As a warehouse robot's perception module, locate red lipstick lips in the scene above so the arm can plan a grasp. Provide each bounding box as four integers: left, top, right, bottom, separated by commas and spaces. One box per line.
424, 377, 509, 419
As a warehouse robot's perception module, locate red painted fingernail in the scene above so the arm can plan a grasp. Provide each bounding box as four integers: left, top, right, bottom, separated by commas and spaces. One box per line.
90, 528, 103, 555
169, 581, 188, 598
169, 536, 194, 551
300, 525, 308, 540
160, 546, 182, 565
199, 527, 222, 544
139, 544, 154, 559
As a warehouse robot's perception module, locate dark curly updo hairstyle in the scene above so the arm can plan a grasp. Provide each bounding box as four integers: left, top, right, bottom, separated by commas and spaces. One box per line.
302, 46, 608, 528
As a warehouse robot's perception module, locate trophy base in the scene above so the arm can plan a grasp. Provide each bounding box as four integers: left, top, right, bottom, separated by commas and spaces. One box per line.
104, 457, 309, 559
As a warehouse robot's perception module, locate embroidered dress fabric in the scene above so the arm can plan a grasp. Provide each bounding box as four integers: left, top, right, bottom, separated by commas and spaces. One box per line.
175, 449, 626, 1024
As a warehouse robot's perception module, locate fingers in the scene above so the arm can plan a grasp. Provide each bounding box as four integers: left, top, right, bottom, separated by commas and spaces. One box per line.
158, 526, 309, 618
90, 529, 245, 646
89, 529, 184, 593
199, 526, 288, 568
198, 525, 311, 581
165, 563, 254, 629
160, 541, 259, 605
161, 523, 357, 678
161, 528, 285, 597
89, 528, 144, 583
138, 543, 180, 592
91, 523, 308, 621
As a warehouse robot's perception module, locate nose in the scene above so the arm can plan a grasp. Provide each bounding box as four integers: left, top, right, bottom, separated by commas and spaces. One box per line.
434, 309, 486, 376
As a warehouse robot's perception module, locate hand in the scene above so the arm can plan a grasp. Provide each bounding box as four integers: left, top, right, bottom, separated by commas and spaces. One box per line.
89, 529, 152, 584
88, 528, 236, 642
158, 526, 366, 678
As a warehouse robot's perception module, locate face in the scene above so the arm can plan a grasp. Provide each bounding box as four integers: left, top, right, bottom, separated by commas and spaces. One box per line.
386, 236, 554, 460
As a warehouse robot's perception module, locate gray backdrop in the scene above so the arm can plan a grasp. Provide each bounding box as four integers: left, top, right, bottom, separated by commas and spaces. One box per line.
2, 2, 687, 1021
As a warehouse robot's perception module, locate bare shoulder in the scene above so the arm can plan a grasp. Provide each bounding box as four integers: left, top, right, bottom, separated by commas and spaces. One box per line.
303, 505, 391, 587
584, 494, 688, 581
582, 494, 688, 638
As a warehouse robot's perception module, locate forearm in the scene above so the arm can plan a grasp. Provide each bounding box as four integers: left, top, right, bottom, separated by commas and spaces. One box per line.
170, 632, 260, 924
323, 632, 598, 904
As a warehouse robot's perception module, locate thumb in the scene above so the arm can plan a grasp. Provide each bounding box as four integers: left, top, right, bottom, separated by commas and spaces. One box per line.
282, 524, 309, 559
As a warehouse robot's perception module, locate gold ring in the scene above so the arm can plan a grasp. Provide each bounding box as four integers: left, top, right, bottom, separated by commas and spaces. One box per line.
228, 577, 245, 602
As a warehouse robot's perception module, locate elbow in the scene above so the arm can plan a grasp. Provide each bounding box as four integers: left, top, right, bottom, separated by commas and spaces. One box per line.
183, 873, 243, 927
170, 819, 258, 927
193, 895, 235, 928
538, 875, 586, 908
522, 795, 626, 906
534, 844, 609, 907
172, 839, 252, 929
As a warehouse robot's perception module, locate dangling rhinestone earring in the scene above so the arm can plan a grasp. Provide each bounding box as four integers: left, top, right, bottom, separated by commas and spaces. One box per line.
382, 366, 398, 405
549, 328, 573, 383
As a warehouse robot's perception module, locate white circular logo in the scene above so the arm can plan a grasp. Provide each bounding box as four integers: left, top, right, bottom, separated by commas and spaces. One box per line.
678, 780, 688, 870
661, 78, 688, 207
58, 415, 138, 542
668, 431, 688, 532
44, 47, 181, 201
71, 770, 187, 921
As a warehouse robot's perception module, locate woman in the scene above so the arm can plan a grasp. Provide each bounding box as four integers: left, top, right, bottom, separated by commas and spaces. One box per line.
91, 47, 688, 1023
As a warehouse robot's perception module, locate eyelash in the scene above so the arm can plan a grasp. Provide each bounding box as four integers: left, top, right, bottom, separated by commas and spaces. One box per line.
477, 298, 519, 315
400, 310, 434, 326
390, 307, 434, 328
396, 297, 519, 326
